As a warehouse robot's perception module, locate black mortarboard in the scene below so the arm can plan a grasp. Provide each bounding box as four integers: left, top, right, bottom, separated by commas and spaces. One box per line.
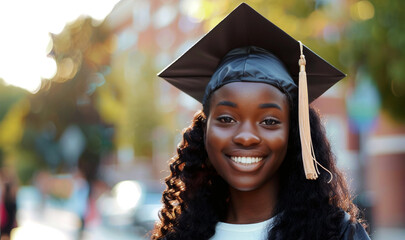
158, 3, 345, 182
158, 3, 345, 104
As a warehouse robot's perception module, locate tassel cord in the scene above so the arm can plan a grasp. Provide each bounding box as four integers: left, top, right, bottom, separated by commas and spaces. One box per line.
298, 41, 333, 183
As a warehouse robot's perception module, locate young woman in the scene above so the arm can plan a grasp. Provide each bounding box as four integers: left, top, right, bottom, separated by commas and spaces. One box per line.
152, 3, 370, 240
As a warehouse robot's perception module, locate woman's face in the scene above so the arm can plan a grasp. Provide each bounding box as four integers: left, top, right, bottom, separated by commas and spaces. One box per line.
205, 82, 290, 192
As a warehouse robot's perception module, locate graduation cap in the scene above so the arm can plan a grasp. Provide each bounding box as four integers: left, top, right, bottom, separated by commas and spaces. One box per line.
158, 3, 345, 182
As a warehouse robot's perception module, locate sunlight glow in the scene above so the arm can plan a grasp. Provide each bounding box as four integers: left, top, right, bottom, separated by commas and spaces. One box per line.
180, 0, 204, 23
0, 0, 120, 93
11, 221, 70, 240
113, 180, 142, 211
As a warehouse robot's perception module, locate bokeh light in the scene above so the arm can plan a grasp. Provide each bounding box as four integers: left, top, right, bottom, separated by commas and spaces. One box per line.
11, 222, 71, 240
0, 0, 120, 93
113, 180, 142, 211
351, 1, 375, 21
179, 0, 204, 23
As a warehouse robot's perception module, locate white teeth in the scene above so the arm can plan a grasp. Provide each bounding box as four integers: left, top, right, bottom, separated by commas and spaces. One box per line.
230, 156, 263, 164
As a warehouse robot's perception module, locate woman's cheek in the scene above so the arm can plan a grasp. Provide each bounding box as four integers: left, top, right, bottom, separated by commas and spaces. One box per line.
263, 130, 288, 148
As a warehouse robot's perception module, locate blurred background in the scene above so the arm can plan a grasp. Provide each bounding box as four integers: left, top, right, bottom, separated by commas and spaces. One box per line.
0, 0, 404, 239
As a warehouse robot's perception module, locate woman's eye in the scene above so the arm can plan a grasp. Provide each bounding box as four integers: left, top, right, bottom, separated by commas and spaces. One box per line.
217, 116, 235, 123
261, 118, 280, 126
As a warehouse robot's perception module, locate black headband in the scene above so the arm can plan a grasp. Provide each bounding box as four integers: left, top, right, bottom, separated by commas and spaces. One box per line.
202, 46, 297, 106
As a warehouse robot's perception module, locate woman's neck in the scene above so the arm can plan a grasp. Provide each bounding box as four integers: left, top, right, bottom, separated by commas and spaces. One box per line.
225, 176, 279, 224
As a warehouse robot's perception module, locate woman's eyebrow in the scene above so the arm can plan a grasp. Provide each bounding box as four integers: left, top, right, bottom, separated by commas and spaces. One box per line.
259, 103, 282, 110
217, 101, 237, 108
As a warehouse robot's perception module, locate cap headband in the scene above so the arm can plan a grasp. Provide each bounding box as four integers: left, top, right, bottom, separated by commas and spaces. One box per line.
202, 46, 297, 106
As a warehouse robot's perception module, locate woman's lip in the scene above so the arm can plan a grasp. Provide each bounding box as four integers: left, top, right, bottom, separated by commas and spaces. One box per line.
225, 151, 267, 158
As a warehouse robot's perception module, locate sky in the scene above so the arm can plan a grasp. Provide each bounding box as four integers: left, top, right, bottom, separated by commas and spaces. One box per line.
0, 0, 120, 93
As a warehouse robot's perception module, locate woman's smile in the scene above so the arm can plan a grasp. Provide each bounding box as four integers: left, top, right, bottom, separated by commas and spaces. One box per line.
224, 151, 268, 172
230, 156, 263, 164
227, 154, 267, 173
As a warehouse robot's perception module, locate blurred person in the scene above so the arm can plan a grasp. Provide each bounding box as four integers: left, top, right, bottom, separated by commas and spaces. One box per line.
83, 179, 107, 228
152, 3, 370, 240
69, 170, 89, 240
73, 150, 102, 239
33, 170, 51, 212
0, 169, 18, 240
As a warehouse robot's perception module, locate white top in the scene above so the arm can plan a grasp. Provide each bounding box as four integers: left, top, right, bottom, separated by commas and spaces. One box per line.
209, 217, 275, 240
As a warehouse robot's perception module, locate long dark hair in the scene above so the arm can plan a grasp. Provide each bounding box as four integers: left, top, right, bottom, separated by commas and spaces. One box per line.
152, 101, 365, 239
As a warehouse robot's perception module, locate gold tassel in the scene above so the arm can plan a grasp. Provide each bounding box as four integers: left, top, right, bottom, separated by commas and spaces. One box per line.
298, 41, 333, 183
298, 41, 318, 180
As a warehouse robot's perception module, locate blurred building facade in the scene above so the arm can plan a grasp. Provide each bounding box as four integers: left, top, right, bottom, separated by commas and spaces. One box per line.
366, 114, 405, 239
102, 0, 204, 183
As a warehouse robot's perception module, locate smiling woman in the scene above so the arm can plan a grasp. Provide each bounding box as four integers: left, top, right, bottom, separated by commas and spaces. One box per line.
152, 3, 370, 240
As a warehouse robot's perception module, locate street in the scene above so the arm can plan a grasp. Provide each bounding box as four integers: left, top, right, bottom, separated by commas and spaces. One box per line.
13, 186, 149, 240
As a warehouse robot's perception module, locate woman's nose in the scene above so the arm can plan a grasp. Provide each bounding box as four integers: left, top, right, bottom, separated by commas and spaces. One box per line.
232, 123, 261, 146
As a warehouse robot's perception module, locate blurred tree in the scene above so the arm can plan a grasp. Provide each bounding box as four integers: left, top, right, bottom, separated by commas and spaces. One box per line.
0, 82, 30, 176
342, 0, 405, 122
0, 81, 28, 153
98, 44, 161, 158
18, 17, 115, 181
0, 80, 27, 122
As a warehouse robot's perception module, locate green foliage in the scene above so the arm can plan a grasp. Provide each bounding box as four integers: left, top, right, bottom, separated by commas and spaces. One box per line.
0, 79, 27, 121
15, 149, 44, 185
15, 17, 115, 178
79, 124, 114, 156
342, 0, 405, 122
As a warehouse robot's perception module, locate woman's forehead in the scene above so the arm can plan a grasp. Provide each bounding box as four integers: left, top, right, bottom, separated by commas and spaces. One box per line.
209, 82, 289, 107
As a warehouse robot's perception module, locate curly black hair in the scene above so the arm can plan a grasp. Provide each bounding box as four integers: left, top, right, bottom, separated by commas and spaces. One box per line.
151, 101, 365, 240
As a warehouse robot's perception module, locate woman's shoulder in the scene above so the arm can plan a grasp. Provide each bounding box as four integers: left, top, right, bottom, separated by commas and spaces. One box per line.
339, 212, 371, 240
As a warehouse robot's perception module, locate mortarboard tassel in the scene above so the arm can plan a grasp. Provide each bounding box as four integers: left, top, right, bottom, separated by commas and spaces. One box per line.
298, 41, 333, 183
298, 41, 318, 180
